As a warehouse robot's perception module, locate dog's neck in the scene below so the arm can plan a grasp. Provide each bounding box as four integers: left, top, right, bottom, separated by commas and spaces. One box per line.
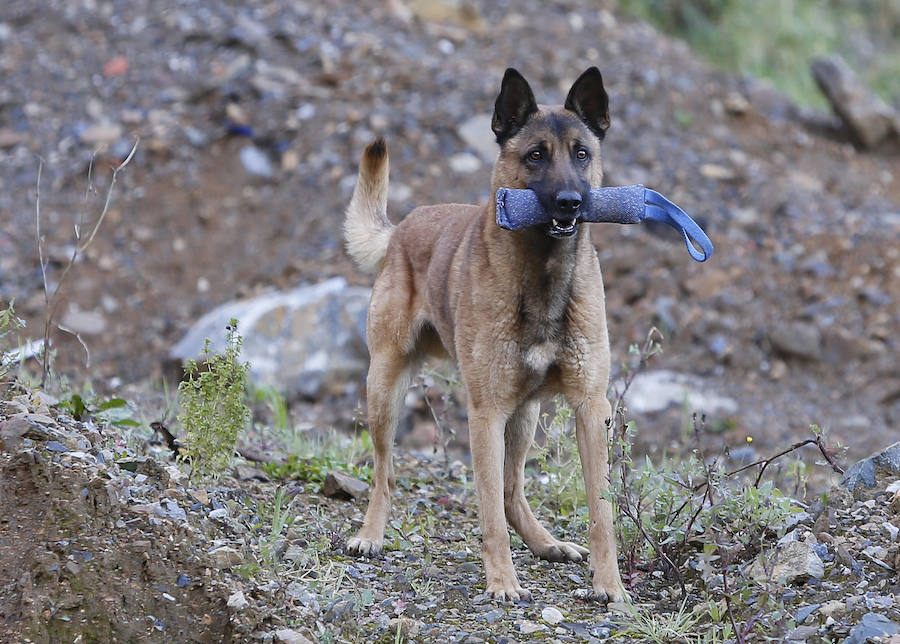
484, 200, 583, 345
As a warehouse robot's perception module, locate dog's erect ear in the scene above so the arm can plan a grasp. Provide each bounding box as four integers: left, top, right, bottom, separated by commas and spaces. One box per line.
492, 68, 538, 144
564, 67, 610, 139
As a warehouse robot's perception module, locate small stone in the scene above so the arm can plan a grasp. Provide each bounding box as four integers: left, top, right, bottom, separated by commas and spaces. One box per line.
79, 122, 124, 146
767, 322, 822, 362
227, 590, 249, 611
209, 546, 243, 569
0, 128, 27, 149
723, 91, 750, 115
274, 629, 314, 644
542, 606, 564, 625
208, 508, 228, 519
819, 599, 846, 620
388, 618, 421, 638
519, 621, 545, 634
786, 625, 818, 641
45, 441, 68, 452
240, 145, 274, 178
794, 604, 820, 624
190, 489, 210, 506
745, 540, 824, 583
323, 470, 369, 500
449, 152, 481, 174
843, 612, 900, 644
699, 163, 736, 180
484, 609, 502, 624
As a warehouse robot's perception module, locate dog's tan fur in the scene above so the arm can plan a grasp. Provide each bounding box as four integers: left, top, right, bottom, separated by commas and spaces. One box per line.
344, 68, 625, 602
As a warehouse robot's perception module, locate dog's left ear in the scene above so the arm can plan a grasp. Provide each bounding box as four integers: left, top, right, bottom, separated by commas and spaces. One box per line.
564, 67, 610, 140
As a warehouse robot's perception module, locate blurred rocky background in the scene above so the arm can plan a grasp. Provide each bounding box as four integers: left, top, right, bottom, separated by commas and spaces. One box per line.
1, 0, 898, 463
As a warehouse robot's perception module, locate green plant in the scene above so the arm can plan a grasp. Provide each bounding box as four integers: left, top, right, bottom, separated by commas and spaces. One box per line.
58, 393, 141, 428
250, 383, 291, 433
615, 599, 704, 643
177, 318, 251, 479
262, 429, 372, 486
530, 397, 587, 526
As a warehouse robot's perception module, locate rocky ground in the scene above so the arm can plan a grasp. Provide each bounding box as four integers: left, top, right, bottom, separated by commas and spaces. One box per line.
1, 0, 900, 641
1, 392, 900, 643
0, 0, 898, 460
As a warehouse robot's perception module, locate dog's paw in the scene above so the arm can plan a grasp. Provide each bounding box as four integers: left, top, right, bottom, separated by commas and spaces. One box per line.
345, 536, 383, 557
533, 540, 589, 563
574, 584, 629, 604
486, 584, 532, 604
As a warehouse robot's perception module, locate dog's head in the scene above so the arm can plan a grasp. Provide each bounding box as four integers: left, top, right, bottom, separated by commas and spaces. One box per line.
491, 67, 609, 239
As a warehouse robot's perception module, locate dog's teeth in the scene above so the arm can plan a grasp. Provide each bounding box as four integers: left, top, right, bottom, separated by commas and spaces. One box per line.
552, 219, 560, 227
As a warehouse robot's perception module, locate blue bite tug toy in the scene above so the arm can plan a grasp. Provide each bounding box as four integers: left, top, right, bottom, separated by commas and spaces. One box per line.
495, 185, 714, 262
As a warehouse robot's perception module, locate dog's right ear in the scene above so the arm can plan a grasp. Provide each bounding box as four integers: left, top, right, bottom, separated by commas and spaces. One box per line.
492, 68, 538, 144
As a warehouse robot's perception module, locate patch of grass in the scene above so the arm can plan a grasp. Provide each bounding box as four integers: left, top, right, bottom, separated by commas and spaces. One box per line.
262, 429, 373, 486
619, 0, 900, 106
177, 318, 251, 479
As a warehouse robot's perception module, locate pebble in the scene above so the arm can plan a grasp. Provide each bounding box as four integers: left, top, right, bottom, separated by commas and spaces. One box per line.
239, 145, 274, 178
449, 152, 481, 174
541, 606, 564, 625
227, 590, 250, 611
209, 546, 243, 569
274, 629, 314, 644
79, 122, 124, 146
519, 621, 545, 634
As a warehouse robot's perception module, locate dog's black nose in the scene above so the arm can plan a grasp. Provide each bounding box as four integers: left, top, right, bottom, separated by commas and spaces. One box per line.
556, 191, 582, 214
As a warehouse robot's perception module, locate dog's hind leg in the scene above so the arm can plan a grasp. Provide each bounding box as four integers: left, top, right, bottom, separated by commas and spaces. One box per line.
346, 350, 414, 557
504, 401, 590, 563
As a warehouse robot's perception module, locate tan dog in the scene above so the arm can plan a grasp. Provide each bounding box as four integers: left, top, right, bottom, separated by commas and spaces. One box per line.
343, 67, 625, 603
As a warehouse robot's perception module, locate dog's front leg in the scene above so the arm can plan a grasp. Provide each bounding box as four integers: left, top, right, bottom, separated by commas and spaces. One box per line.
574, 396, 626, 603
469, 406, 530, 602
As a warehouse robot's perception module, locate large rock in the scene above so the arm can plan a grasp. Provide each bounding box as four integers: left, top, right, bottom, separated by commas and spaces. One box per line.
622, 369, 738, 416
811, 54, 899, 149
170, 278, 371, 400
840, 441, 900, 493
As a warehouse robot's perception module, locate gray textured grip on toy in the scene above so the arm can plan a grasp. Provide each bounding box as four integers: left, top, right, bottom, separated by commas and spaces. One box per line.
495, 185, 714, 262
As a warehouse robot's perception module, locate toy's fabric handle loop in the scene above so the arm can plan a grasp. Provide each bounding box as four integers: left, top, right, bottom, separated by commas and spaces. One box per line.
642, 188, 714, 262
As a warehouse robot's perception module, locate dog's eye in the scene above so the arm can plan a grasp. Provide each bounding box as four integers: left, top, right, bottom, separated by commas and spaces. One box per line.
575, 148, 588, 161
528, 149, 542, 162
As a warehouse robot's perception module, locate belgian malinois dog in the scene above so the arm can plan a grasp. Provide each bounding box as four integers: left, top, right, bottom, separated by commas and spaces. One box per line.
343, 67, 625, 603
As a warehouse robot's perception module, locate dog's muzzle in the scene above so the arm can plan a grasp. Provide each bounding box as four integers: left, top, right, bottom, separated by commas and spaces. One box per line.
547, 217, 578, 237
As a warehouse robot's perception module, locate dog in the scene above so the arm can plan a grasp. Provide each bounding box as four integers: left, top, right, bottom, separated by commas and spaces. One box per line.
343, 67, 625, 603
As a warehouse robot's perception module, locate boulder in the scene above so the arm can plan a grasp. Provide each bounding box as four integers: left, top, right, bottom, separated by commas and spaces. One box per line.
811, 54, 899, 149
622, 369, 738, 416
170, 278, 370, 400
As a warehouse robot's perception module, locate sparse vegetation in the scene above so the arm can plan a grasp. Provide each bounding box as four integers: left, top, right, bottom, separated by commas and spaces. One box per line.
177, 318, 251, 479
620, 0, 900, 106
33, 141, 138, 388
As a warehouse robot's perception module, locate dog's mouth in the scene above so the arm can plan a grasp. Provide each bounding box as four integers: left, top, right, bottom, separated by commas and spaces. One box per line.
547, 217, 579, 238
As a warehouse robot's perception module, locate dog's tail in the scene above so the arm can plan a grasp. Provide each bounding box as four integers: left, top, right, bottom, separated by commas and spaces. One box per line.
344, 138, 393, 273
